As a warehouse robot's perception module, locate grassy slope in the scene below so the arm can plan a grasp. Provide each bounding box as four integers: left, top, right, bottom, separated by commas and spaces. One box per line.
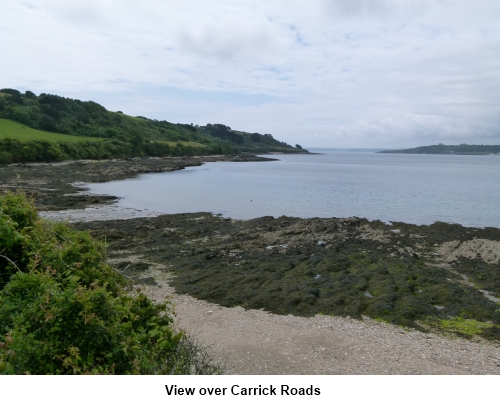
0, 118, 205, 148
0, 118, 103, 143
156, 139, 206, 148
0, 91, 237, 152
0, 89, 305, 156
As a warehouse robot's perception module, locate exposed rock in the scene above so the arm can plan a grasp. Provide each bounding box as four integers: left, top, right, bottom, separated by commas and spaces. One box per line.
105, 229, 128, 240
358, 224, 389, 243
438, 239, 500, 264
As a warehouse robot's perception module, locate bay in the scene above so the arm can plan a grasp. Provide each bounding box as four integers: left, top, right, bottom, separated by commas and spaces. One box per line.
85, 148, 500, 228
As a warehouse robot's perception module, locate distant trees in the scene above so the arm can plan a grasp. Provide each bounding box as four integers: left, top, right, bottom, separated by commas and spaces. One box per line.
379, 144, 500, 155
0, 88, 306, 160
39, 114, 58, 131
0, 151, 13, 164
199, 125, 306, 153
130, 130, 144, 149
0, 89, 216, 147
250, 133, 261, 143
0, 134, 246, 163
205, 124, 244, 144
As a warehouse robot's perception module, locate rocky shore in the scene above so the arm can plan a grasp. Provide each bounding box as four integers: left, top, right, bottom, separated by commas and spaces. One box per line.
0, 154, 275, 211
1, 155, 499, 374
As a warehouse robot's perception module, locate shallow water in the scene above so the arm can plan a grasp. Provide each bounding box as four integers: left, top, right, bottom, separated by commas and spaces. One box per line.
84, 149, 500, 228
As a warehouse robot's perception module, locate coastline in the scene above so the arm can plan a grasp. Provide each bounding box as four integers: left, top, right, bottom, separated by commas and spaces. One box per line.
0, 154, 276, 212
73, 211, 500, 374
2, 154, 500, 374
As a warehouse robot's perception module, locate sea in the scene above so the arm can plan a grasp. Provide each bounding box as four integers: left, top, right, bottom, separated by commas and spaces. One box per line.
82, 148, 500, 228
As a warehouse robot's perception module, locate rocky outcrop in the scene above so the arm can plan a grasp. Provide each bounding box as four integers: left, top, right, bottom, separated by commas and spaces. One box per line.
437, 239, 500, 264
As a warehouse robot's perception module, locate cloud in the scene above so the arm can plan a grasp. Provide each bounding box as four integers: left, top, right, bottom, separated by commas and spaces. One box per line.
326, 0, 396, 17
1, 0, 500, 147
176, 18, 290, 62
44, 1, 104, 25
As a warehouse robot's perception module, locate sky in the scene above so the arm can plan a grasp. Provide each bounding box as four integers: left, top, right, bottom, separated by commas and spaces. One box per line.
1, 0, 499, 148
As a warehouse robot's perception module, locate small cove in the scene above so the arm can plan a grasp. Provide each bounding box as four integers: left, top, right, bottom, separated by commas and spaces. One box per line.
83, 149, 500, 228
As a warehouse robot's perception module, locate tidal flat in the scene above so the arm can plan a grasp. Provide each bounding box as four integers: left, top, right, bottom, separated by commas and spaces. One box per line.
1, 156, 500, 343
76, 212, 500, 341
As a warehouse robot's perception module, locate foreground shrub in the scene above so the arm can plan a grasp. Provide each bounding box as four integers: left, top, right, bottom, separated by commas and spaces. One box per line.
0, 191, 221, 374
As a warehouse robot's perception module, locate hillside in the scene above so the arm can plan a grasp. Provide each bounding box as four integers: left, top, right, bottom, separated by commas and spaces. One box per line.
201, 123, 306, 154
0, 88, 306, 163
0, 118, 105, 143
379, 144, 500, 155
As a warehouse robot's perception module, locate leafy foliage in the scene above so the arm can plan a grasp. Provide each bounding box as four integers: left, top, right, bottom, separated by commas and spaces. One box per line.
0, 192, 221, 374
202, 123, 304, 153
0, 88, 305, 163
0, 135, 218, 163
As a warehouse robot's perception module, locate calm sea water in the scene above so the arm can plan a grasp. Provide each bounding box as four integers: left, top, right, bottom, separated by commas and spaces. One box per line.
85, 149, 500, 228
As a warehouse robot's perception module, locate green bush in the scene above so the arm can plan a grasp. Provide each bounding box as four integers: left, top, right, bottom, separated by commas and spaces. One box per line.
0, 151, 13, 164
0, 192, 220, 374
0, 192, 38, 287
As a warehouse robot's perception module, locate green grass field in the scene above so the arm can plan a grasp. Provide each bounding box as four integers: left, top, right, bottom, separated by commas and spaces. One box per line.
0, 118, 103, 143
0, 118, 206, 149
155, 139, 207, 148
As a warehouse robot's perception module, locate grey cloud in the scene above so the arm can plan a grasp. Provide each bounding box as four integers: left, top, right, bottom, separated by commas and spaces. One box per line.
322, 0, 428, 20
176, 19, 290, 61
327, 0, 393, 17
1, 0, 500, 148
40, 0, 105, 25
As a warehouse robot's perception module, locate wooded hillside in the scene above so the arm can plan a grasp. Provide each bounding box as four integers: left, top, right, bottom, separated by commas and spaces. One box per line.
0, 88, 306, 163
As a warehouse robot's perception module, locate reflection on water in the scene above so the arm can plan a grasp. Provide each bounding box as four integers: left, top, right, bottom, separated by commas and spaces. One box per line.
84, 149, 500, 228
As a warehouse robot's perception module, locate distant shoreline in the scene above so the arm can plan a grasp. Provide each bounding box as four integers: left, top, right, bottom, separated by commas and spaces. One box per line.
379, 143, 500, 155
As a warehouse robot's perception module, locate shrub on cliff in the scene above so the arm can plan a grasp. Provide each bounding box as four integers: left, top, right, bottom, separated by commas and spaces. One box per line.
0, 192, 220, 374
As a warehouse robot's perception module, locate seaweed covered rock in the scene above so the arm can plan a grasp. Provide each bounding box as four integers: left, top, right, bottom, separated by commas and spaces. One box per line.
78, 213, 500, 341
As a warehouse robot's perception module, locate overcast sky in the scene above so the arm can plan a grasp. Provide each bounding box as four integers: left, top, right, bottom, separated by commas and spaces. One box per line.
1, 0, 499, 148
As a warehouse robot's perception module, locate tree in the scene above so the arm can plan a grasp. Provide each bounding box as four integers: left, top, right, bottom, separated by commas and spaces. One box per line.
38, 115, 58, 132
